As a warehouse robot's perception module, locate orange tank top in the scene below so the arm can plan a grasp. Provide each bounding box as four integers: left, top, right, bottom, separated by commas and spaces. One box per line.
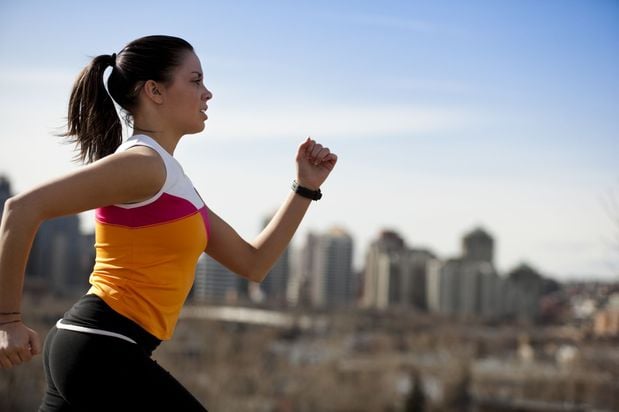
87, 135, 210, 340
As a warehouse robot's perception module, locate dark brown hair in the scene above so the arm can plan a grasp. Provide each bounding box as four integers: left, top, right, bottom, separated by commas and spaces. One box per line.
63, 35, 194, 163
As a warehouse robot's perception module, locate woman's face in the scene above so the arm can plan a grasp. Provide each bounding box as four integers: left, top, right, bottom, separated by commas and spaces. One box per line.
163, 51, 212, 135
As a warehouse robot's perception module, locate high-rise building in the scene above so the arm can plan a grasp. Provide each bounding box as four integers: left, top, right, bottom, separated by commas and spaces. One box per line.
309, 227, 354, 308
462, 227, 494, 265
296, 232, 319, 307
285, 246, 304, 306
428, 227, 502, 318
362, 230, 434, 310
259, 214, 290, 305
437, 258, 462, 315
27, 215, 85, 296
458, 260, 500, 317
191, 253, 240, 303
403, 248, 435, 310
426, 258, 443, 312
362, 230, 406, 309
502, 263, 545, 320
433, 258, 500, 318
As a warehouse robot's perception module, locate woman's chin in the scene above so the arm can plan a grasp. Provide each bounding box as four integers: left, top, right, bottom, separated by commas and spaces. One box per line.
187, 122, 206, 134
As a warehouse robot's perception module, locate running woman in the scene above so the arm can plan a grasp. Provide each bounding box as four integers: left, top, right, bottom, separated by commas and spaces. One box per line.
0, 35, 337, 411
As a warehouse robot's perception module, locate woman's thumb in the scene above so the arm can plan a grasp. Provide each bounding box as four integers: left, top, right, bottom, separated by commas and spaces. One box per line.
28, 329, 42, 355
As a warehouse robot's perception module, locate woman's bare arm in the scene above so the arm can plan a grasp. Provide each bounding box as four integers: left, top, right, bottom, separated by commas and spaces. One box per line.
0, 146, 165, 314
205, 191, 312, 282
205, 138, 338, 282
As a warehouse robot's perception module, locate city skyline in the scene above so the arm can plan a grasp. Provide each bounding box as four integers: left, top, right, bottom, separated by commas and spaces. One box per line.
2, 171, 600, 290
1, 1, 618, 281
7, 170, 554, 318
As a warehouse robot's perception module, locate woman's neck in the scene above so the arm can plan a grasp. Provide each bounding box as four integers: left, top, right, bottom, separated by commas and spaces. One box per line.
131, 127, 180, 156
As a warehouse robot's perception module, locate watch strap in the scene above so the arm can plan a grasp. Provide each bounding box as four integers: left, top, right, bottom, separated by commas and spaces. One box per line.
292, 180, 322, 201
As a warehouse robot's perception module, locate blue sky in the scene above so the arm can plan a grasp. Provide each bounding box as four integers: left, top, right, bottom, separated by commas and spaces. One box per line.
1, 1, 618, 280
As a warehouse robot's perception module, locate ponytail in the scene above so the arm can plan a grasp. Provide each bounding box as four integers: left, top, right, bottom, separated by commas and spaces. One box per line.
63, 54, 122, 163
62, 36, 194, 163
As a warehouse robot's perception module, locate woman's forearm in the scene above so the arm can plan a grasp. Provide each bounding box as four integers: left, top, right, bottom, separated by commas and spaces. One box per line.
249, 191, 312, 282
204, 138, 336, 283
0, 197, 41, 314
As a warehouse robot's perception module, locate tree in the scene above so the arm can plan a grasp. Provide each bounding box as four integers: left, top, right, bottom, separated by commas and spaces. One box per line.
404, 370, 425, 412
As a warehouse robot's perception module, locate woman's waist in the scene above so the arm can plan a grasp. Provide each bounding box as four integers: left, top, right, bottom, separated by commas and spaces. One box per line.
61, 293, 162, 355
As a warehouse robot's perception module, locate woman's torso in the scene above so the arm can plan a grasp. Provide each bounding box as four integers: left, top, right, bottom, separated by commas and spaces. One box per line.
84, 134, 210, 340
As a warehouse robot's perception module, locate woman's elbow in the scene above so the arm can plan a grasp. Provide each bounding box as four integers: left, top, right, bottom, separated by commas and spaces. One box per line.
236, 248, 270, 283
244, 267, 269, 284
4, 195, 44, 226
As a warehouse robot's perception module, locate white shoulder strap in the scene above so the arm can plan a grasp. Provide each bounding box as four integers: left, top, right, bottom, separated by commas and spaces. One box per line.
112, 135, 179, 209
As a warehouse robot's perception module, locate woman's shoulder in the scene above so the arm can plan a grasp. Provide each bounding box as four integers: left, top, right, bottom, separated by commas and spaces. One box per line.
106, 146, 166, 183
85, 146, 167, 202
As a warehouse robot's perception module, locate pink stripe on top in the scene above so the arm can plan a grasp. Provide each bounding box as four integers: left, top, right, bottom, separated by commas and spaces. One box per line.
96, 193, 200, 228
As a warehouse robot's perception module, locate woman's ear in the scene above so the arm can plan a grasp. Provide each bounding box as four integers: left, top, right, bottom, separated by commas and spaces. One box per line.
143, 80, 164, 104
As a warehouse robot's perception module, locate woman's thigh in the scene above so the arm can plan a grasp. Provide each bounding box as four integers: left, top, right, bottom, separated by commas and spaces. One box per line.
42, 328, 207, 412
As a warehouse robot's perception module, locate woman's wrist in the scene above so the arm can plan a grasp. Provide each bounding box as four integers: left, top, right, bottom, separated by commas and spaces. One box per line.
0, 311, 21, 321
292, 180, 322, 201
294, 178, 319, 191
0, 319, 22, 326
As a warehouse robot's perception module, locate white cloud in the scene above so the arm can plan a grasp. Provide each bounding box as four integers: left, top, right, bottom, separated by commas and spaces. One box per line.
205, 104, 482, 141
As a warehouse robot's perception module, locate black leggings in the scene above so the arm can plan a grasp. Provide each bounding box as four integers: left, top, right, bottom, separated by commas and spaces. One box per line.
39, 326, 208, 411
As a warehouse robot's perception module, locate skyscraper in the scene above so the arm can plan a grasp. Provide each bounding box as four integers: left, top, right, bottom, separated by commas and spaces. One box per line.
362, 230, 405, 309
502, 263, 546, 320
462, 227, 494, 265
437, 258, 462, 315
309, 226, 354, 308
295, 232, 319, 307
285, 246, 304, 306
431, 257, 501, 318
362, 230, 434, 310
426, 258, 443, 312
403, 248, 435, 310
259, 214, 291, 305
27, 214, 85, 296
191, 253, 240, 303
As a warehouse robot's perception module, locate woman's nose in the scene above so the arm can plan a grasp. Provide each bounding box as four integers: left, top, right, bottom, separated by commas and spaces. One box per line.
203, 87, 213, 101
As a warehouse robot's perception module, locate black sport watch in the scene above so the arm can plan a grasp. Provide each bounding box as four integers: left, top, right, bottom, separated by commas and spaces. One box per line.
292, 180, 322, 201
